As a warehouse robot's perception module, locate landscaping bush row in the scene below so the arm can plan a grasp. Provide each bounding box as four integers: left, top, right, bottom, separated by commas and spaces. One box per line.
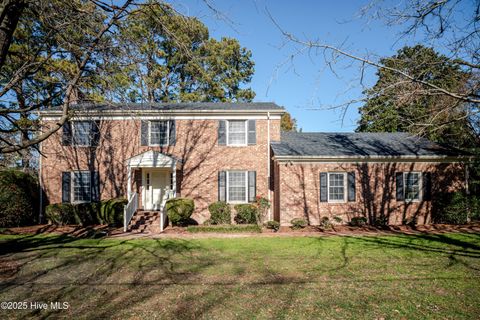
45, 198, 127, 226
186, 224, 262, 233
0, 170, 40, 227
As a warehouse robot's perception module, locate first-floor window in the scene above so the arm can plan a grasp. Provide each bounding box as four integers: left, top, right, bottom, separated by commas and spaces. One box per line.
404, 172, 420, 201
328, 173, 346, 202
227, 171, 247, 202
73, 171, 91, 202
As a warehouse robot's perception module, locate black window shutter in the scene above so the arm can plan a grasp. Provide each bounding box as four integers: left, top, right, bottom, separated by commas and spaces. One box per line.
320, 172, 327, 202
168, 120, 176, 145
218, 171, 226, 201
62, 172, 71, 203
91, 171, 100, 202
247, 120, 256, 145
248, 171, 256, 202
62, 121, 72, 146
422, 172, 432, 201
218, 120, 226, 145
91, 121, 100, 147
396, 172, 404, 201
140, 120, 149, 146
347, 171, 356, 202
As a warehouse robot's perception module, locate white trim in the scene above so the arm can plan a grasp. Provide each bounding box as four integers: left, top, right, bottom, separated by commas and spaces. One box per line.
403, 172, 422, 202
126, 150, 177, 168
274, 156, 471, 163
267, 111, 271, 221
327, 172, 347, 203
40, 114, 283, 121
226, 171, 249, 204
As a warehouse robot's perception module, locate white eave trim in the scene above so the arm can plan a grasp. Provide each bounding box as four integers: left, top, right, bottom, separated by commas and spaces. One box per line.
272, 154, 473, 163
39, 109, 285, 119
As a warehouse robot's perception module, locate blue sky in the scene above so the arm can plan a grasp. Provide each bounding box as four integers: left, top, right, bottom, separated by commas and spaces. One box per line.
176, 0, 410, 132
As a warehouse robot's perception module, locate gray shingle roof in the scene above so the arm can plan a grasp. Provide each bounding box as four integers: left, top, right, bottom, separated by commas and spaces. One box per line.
271, 132, 469, 158
44, 102, 284, 112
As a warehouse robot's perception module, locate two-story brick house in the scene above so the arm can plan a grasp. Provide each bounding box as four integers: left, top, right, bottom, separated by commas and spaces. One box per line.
39, 102, 469, 232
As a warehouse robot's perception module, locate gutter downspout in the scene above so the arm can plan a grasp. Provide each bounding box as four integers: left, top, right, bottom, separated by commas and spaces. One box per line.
267, 111, 271, 221
38, 112, 43, 224
39, 139, 43, 224
465, 161, 470, 223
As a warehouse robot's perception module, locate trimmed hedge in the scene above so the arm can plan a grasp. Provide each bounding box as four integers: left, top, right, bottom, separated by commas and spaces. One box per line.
208, 201, 231, 224
186, 224, 261, 233
45, 198, 126, 226
265, 220, 280, 231
0, 170, 39, 227
99, 198, 127, 226
290, 218, 307, 229
166, 197, 195, 226
234, 204, 257, 224
349, 216, 367, 227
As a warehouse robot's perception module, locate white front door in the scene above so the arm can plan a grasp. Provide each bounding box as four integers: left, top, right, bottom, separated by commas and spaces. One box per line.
143, 170, 170, 210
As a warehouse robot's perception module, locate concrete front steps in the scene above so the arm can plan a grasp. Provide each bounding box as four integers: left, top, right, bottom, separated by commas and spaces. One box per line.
128, 210, 161, 233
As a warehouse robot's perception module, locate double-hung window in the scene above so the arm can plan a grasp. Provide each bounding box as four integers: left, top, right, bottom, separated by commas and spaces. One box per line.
73, 171, 91, 203
404, 172, 421, 201
73, 121, 92, 146
227, 171, 248, 203
227, 120, 247, 146
149, 121, 169, 146
328, 173, 346, 203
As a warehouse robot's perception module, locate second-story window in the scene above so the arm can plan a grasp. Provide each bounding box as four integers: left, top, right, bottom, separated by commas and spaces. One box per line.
218, 120, 255, 146
149, 121, 169, 146
227, 120, 247, 146
73, 121, 93, 146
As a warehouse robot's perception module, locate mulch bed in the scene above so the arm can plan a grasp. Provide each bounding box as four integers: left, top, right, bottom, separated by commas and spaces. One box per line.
1, 222, 480, 238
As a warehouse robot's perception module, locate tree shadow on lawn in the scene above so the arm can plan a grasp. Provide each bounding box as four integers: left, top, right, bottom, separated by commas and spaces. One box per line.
343, 233, 480, 272
1, 233, 480, 319
0, 235, 219, 319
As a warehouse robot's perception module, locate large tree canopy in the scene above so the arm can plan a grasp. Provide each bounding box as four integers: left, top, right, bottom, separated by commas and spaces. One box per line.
356, 45, 478, 148
95, 1, 255, 103
0, 0, 256, 160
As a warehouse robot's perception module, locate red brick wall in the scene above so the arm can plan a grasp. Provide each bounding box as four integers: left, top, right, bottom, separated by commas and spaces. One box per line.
274, 161, 465, 226
40, 117, 281, 223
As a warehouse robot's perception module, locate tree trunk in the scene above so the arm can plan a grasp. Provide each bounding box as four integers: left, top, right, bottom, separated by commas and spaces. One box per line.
0, 0, 26, 69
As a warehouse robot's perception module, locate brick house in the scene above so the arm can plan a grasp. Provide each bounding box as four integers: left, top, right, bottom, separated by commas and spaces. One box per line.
39, 102, 469, 231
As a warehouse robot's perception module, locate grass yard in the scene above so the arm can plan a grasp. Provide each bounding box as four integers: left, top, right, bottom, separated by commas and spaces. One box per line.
0, 233, 479, 319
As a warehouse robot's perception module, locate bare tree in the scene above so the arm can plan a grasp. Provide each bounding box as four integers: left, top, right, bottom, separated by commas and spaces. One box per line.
266, 0, 480, 132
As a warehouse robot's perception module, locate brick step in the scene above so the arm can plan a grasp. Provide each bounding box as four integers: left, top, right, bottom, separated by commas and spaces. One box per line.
128, 210, 163, 233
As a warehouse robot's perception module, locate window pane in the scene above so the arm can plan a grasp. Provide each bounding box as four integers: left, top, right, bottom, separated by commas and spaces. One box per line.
228, 121, 246, 145
405, 173, 420, 200
73, 121, 91, 146
73, 172, 91, 202
328, 173, 345, 201
150, 121, 168, 145
228, 171, 246, 202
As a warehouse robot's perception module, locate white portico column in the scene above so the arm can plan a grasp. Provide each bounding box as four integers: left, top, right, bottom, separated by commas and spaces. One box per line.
172, 160, 177, 197
127, 165, 132, 199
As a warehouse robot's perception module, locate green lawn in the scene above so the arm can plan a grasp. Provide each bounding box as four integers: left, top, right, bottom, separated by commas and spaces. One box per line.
0, 233, 479, 319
